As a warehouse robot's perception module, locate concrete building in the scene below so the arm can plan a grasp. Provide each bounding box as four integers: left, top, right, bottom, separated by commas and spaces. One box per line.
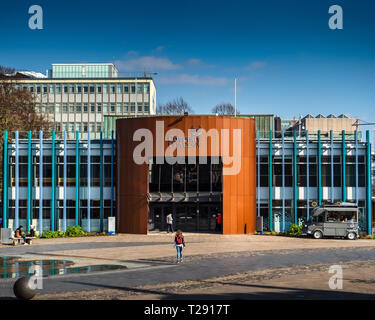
4, 63, 157, 139
279, 114, 359, 139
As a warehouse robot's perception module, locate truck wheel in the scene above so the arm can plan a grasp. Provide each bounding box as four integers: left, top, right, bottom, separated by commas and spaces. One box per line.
347, 232, 356, 240
313, 230, 323, 239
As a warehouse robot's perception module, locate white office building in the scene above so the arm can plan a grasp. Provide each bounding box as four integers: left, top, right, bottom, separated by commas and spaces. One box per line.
11, 63, 157, 138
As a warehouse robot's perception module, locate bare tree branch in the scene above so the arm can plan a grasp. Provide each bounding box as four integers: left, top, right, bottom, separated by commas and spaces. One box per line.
157, 97, 194, 115
212, 102, 239, 115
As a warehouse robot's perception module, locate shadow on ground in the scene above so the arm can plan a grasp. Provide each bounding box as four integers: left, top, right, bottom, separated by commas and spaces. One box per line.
60, 280, 375, 300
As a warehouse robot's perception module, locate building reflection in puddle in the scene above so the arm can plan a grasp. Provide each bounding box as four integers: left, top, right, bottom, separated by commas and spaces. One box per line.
0, 256, 127, 279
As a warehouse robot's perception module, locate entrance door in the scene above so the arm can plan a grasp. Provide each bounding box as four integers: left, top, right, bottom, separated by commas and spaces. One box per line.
149, 206, 163, 231
149, 205, 173, 232
199, 205, 216, 232
148, 206, 163, 231
175, 204, 197, 232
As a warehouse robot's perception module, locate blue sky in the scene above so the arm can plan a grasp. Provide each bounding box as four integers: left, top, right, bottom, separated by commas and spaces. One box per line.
1, 0, 375, 130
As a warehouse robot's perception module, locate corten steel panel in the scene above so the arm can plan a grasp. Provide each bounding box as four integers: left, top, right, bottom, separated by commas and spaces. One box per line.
116, 115, 256, 234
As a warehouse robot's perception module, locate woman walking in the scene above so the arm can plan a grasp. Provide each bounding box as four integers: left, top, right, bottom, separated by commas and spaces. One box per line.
174, 229, 185, 264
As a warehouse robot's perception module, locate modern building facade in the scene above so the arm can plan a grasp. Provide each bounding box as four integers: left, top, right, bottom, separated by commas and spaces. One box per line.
257, 130, 372, 233
1, 131, 116, 233
116, 115, 257, 235
1, 124, 373, 235
5, 63, 157, 139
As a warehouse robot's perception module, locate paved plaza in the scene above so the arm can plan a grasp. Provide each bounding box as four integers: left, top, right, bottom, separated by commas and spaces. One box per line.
1, 233, 375, 299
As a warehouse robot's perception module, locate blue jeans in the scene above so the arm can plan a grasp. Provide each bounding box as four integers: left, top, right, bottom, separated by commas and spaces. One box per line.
176, 245, 183, 260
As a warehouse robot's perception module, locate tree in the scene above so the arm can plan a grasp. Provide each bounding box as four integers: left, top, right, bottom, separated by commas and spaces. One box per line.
157, 97, 194, 115
211, 102, 239, 115
0, 66, 52, 192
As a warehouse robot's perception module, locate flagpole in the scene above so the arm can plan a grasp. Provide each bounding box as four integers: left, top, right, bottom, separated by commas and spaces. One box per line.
234, 78, 237, 117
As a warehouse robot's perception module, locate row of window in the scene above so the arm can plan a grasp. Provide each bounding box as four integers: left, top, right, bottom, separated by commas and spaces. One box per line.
35, 102, 149, 114
8, 155, 115, 187
17, 82, 150, 95
57, 122, 102, 133
258, 155, 367, 187
149, 158, 223, 193
7, 199, 115, 219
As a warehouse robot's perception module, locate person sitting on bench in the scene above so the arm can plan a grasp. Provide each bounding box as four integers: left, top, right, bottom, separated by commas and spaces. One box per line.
28, 225, 36, 237
15, 226, 28, 245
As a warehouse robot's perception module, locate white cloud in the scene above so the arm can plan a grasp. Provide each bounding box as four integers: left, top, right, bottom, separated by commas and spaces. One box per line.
115, 56, 182, 72
185, 58, 215, 69
157, 73, 229, 86
245, 61, 267, 70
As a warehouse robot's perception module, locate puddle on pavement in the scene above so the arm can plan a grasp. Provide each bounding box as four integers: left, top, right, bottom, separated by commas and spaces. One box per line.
0, 256, 127, 279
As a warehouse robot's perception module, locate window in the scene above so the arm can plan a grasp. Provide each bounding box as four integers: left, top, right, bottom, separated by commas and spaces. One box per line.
90, 103, 95, 113
97, 103, 102, 112
137, 83, 142, 94
116, 103, 122, 113
110, 103, 115, 113
83, 85, 88, 94
69, 123, 75, 132
322, 156, 341, 187
63, 85, 68, 93
97, 123, 102, 132
297, 156, 317, 187
258, 156, 269, 187
76, 123, 82, 132
69, 84, 75, 94
55, 103, 61, 113
83, 122, 88, 132
43, 85, 48, 93
117, 84, 122, 94
69, 103, 74, 113
346, 155, 366, 187
76, 84, 82, 93
137, 103, 143, 113
36, 85, 41, 93
62, 122, 68, 132
89, 84, 95, 93
130, 102, 135, 113
62, 103, 68, 113
103, 103, 108, 113
273, 157, 292, 187
49, 84, 54, 94
144, 103, 149, 113
83, 103, 88, 113
144, 83, 150, 94
49, 104, 54, 114
131, 83, 136, 93
124, 84, 129, 93
76, 103, 82, 113
90, 122, 95, 132
97, 84, 102, 94
56, 84, 61, 94
123, 103, 129, 113
35, 104, 41, 112
103, 84, 109, 94
110, 84, 115, 94
58, 200, 76, 219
